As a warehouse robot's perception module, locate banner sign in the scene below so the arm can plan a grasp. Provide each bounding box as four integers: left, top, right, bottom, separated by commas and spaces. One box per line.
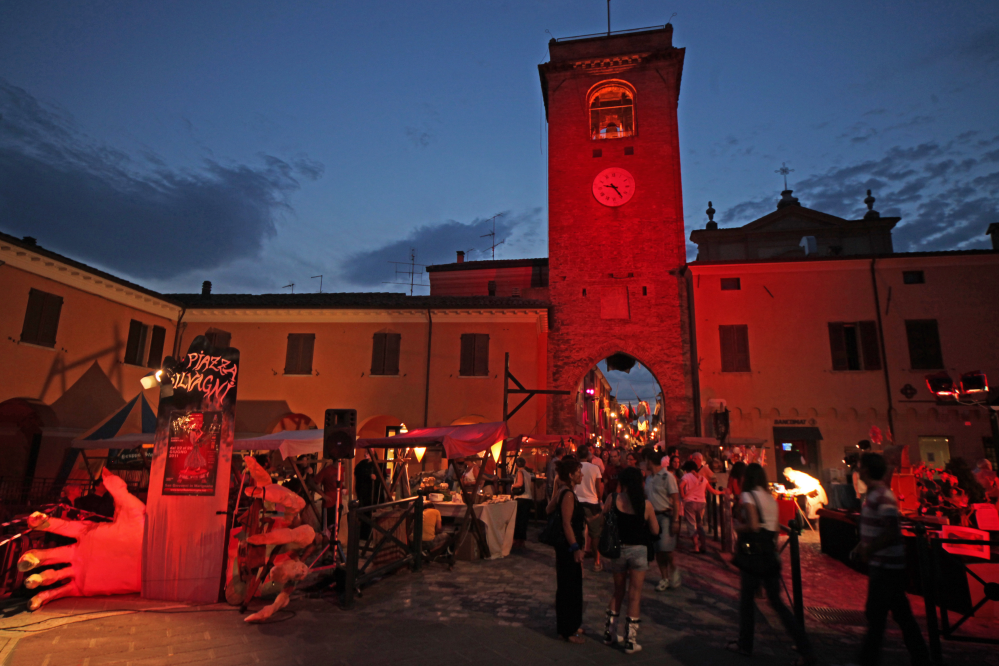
162, 411, 222, 496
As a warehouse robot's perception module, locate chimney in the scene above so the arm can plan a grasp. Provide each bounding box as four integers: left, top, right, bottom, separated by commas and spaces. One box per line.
22, 236, 37, 246
987, 223, 999, 251
456, 251, 465, 263
202, 280, 212, 296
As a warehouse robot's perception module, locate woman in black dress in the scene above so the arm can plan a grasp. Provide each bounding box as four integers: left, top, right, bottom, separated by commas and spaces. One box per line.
546, 455, 586, 643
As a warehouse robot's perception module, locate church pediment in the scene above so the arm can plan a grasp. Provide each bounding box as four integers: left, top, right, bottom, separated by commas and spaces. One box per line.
742, 206, 851, 233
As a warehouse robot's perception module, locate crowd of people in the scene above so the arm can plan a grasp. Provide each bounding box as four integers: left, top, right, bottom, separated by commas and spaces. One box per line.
540, 444, 932, 666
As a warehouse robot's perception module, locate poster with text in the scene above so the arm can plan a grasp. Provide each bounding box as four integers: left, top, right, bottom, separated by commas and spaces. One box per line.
162, 411, 222, 496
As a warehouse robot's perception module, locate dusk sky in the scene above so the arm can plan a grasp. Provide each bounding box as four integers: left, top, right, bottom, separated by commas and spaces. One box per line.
1, 1, 997, 298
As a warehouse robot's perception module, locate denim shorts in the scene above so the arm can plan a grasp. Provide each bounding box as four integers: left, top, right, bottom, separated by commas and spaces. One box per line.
655, 514, 677, 553
606, 544, 649, 573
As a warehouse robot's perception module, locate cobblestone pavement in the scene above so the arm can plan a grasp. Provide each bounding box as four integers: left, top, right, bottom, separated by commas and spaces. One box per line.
2, 527, 994, 666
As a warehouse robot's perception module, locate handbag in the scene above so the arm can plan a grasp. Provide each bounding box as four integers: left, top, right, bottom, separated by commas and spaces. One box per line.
598, 494, 622, 559
539, 489, 569, 547
511, 469, 525, 496
733, 491, 780, 577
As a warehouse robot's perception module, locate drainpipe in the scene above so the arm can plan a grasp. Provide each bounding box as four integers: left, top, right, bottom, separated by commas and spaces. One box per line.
423, 309, 433, 427
683, 267, 703, 436
870, 258, 895, 438
172, 305, 187, 358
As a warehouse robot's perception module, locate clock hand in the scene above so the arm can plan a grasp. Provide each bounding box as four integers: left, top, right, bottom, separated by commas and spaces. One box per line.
608, 184, 622, 196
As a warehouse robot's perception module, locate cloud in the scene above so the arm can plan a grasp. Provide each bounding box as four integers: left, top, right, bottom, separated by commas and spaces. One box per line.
713, 135, 997, 252
339, 209, 544, 288
0, 78, 322, 279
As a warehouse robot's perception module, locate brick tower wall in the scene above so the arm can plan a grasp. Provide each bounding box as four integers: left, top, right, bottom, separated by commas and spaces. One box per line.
540, 26, 695, 445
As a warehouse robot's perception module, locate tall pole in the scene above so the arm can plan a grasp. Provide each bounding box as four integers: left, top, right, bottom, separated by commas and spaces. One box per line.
607, 1, 611, 35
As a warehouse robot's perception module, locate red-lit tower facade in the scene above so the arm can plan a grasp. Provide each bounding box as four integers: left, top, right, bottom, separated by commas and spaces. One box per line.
540, 25, 695, 444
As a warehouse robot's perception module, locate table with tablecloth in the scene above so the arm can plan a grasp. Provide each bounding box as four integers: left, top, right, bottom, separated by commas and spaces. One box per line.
436, 500, 517, 559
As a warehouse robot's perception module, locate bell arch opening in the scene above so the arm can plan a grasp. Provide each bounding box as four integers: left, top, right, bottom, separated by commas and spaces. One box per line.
576, 352, 663, 449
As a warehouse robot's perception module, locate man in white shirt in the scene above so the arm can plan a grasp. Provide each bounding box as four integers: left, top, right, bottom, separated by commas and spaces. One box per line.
644, 449, 681, 590
574, 444, 604, 571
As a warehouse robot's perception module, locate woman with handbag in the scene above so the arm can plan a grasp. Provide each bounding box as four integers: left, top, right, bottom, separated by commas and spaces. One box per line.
600, 467, 659, 654
512, 457, 534, 549
545, 455, 586, 643
730, 463, 815, 664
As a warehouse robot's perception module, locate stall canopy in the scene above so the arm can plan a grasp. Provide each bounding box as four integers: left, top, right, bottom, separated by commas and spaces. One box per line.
72, 393, 157, 449
235, 429, 323, 459
356, 422, 510, 458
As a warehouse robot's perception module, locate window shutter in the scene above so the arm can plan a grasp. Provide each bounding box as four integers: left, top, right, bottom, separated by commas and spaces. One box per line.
905, 320, 944, 369
459, 334, 475, 376
474, 334, 490, 376
385, 333, 401, 375
371, 333, 386, 374
148, 326, 166, 368
734, 326, 750, 372
299, 334, 315, 374
720, 325, 750, 372
285, 334, 302, 374
828, 323, 848, 371
36, 292, 63, 346
859, 321, 881, 371
20, 289, 45, 344
125, 320, 144, 365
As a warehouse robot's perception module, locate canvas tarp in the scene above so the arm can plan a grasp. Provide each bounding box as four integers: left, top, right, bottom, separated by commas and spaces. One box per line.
356, 421, 510, 459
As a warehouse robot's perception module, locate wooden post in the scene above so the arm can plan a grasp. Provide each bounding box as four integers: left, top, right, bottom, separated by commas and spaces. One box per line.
344, 500, 359, 609
412, 495, 424, 572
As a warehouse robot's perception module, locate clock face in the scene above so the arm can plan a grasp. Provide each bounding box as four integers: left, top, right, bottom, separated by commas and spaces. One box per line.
592, 168, 635, 207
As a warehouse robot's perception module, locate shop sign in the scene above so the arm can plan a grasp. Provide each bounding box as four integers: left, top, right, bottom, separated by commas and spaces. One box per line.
774, 418, 818, 426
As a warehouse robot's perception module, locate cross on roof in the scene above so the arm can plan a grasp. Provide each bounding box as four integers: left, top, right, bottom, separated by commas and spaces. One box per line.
775, 162, 794, 190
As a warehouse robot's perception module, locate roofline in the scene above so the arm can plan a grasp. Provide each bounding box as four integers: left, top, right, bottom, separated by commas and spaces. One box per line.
425, 257, 548, 273
168, 293, 551, 310
687, 248, 998, 268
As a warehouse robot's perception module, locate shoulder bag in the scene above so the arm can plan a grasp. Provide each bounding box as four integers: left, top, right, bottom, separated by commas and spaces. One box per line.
733, 491, 780, 577
539, 488, 570, 547
598, 494, 622, 559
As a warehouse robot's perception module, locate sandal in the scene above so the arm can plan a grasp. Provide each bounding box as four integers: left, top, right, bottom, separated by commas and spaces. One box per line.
564, 630, 585, 644
725, 641, 751, 657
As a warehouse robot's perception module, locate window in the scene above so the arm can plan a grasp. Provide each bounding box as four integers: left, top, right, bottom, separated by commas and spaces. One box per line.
459, 333, 489, 376
828, 321, 881, 371
589, 82, 635, 140
719, 325, 751, 372
124, 320, 149, 365
370, 332, 401, 375
905, 320, 944, 369
642, 286, 648, 296
205, 327, 231, 349
593, 149, 602, 158
285, 333, 315, 375
148, 326, 166, 368
903, 270, 925, 284
624, 146, 634, 155
20, 288, 63, 347
720, 278, 741, 291
531, 265, 549, 288
487, 281, 497, 297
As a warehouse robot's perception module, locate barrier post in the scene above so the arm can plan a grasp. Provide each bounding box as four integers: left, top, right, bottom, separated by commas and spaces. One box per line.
788, 518, 804, 627
412, 495, 424, 572
343, 500, 360, 609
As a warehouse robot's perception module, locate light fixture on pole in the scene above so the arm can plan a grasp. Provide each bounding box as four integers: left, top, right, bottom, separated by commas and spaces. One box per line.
413, 447, 426, 463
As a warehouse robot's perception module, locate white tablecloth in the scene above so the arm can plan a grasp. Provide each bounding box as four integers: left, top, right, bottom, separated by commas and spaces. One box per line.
435, 500, 517, 559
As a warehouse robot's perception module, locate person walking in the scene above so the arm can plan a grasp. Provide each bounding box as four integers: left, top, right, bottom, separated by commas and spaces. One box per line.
730, 463, 816, 664
644, 449, 681, 590
851, 453, 931, 666
680, 460, 723, 553
547, 455, 586, 643
602, 466, 659, 654
575, 444, 605, 571
546, 446, 565, 500
511, 457, 534, 549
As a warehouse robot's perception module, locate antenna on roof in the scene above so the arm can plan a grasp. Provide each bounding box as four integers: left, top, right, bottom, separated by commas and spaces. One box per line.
480, 213, 506, 260
311, 275, 323, 293
384, 247, 429, 296
282, 283, 295, 294
607, 1, 611, 36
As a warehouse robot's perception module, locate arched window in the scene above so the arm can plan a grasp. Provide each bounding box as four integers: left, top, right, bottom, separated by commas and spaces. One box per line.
589, 82, 635, 140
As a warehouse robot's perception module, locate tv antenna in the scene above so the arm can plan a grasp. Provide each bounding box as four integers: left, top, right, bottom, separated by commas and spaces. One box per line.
607, 1, 611, 35
480, 213, 506, 260
311, 275, 323, 293
282, 283, 295, 294
383, 247, 429, 296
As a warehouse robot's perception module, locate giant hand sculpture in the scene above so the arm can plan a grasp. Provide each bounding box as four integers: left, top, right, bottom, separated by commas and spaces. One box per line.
18, 469, 146, 610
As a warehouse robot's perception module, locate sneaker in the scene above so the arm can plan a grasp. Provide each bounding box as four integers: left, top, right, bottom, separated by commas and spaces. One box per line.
655, 579, 669, 592
669, 569, 682, 588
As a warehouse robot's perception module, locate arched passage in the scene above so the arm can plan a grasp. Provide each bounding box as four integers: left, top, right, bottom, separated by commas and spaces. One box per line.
574, 352, 663, 448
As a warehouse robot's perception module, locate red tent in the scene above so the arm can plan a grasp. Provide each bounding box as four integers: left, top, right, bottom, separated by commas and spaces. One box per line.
355, 421, 509, 459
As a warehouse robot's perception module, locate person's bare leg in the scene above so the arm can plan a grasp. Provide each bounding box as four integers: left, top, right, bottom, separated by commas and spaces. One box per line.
656, 551, 669, 580
611, 572, 627, 612
627, 570, 646, 617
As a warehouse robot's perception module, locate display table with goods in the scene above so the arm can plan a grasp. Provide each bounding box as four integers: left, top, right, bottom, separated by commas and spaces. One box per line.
434, 497, 517, 559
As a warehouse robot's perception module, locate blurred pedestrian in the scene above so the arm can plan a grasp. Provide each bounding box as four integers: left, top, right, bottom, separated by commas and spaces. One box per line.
547, 455, 586, 643
512, 457, 534, 549
546, 447, 565, 500
680, 460, 722, 553
644, 449, 681, 590
575, 445, 605, 571
730, 463, 815, 663
851, 453, 931, 666
601, 466, 658, 653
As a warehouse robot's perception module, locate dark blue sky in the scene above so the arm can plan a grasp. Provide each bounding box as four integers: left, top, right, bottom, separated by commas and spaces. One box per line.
1, 1, 997, 294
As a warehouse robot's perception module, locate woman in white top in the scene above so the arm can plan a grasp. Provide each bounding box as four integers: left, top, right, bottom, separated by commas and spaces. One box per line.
730, 463, 815, 664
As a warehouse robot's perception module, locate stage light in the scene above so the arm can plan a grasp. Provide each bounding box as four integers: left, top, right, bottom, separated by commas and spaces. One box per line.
140, 372, 160, 390
413, 447, 426, 463
925, 372, 958, 399
960, 371, 988, 396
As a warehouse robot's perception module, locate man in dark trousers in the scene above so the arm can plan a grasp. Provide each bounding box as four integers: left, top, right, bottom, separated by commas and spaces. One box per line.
851, 453, 931, 666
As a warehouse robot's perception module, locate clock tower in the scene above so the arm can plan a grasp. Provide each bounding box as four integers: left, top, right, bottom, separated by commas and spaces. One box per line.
539, 25, 695, 443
